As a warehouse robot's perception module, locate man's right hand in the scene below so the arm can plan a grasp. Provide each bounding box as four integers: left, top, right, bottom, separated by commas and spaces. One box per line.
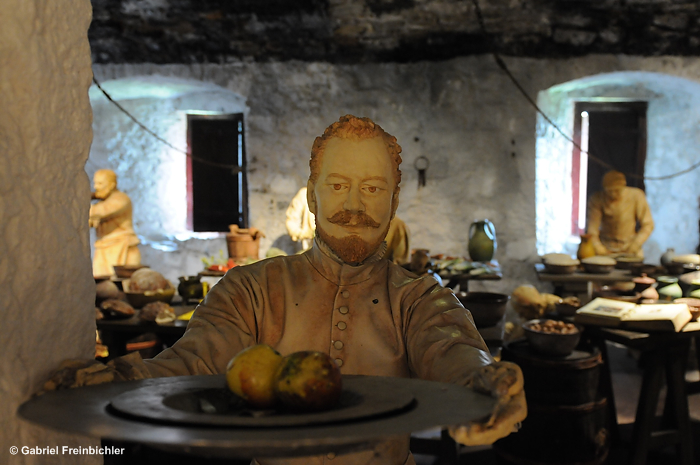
40, 352, 150, 395
41, 359, 117, 393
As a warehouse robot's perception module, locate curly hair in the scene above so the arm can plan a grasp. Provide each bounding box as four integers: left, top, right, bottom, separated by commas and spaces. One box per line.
309, 115, 402, 194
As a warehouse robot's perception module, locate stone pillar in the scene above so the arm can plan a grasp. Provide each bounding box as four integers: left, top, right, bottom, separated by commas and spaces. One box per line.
0, 0, 99, 464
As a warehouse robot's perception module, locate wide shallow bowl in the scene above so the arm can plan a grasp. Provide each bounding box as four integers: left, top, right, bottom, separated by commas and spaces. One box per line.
672, 254, 700, 265
581, 256, 616, 274
544, 262, 579, 275
457, 292, 509, 328
523, 319, 582, 357
540, 253, 572, 264
629, 263, 662, 277
123, 280, 175, 308
614, 256, 643, 270
113, 265, 148, 279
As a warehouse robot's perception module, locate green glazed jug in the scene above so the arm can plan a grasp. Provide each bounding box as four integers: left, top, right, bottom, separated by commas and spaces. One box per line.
468, 219, 497, 262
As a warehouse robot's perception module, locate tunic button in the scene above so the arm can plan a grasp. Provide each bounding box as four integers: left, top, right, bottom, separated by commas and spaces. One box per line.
337, 321, 347, 330
341, 290, 350, 298
339, 306, 349, 314
333, 340, 344, 350
335, 358, 343, 367
327, 452, 336, 460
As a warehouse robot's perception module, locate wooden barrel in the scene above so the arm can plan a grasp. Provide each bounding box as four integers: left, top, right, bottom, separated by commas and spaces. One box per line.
493, 340, 610, 465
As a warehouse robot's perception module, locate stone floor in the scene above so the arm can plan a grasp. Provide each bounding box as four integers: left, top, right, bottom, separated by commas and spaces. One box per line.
415, 340, 700, 465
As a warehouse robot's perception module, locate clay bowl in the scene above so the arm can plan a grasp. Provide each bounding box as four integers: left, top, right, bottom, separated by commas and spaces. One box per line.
540, 253, 573, 264
457, 292, 509, 328
523, 319, 582, 357
123, 279, 175, 308
614, 256, 643, 270
628, 263, 662, 277
113, 264, 148, 279
667, 255, 700, 275
543, 262, 579, 275
581, 256, 616, 274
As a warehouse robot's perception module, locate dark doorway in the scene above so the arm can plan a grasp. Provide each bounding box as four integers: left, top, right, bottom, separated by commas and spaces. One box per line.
186, 113, 248, 232
571, 101, 647, 235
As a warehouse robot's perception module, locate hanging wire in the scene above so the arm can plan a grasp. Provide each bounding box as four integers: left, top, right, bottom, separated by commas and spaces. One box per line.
469, 0, 700, 182
91, 76, 241, 172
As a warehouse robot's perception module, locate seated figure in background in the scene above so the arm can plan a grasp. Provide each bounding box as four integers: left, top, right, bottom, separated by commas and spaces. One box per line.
384, 216, 410, 265
89, 169, 141, 277
586, 170, 654, 258
285, 186, 316, 251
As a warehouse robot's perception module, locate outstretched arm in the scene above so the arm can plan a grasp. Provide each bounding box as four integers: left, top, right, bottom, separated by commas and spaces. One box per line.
404, 279, 526, 445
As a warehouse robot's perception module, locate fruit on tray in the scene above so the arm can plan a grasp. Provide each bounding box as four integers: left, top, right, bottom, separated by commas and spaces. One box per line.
225, 345, 342, 412
274, 351, 342, 412
226, 344, 284, 409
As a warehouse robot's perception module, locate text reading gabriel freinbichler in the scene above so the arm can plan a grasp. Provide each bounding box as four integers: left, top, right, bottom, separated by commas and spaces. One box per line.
21, 446, 124, 455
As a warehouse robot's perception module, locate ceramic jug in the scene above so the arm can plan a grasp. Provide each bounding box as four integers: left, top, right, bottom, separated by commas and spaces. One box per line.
577, 234, 596, 260
660, 248, 676, 268
178, 275, 204, 303
468, 220, 496, 262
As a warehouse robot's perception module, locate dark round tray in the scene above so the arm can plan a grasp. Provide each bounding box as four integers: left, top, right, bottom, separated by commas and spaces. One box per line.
110, 375, 415, 427
18, 374, 496, 459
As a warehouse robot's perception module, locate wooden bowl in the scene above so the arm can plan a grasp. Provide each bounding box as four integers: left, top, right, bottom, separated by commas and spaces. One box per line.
544, 262, 579, 275
581, 256, 616, 274
113, 265, 148, 278
614, 256, 642, 270
123, 280, 175, 308
523, 319, 582, 357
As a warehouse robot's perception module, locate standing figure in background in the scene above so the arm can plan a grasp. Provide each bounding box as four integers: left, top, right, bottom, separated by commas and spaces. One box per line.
587, 170, 654, 258
89, 169, 141, 277
285, 186, 316, 251
385, 216, 410, 264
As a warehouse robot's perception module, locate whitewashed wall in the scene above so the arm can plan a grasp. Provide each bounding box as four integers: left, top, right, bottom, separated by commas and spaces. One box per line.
0, 1, 99, 464
91, 56, 700, 294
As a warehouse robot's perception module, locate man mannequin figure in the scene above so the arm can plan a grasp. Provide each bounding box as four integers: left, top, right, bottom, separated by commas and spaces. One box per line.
587, 170, 654, 258
89, 169, 141, 277
48, 116, 525, 464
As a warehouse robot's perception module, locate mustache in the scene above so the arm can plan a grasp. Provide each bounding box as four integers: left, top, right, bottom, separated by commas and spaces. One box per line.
327, 211, 381, 228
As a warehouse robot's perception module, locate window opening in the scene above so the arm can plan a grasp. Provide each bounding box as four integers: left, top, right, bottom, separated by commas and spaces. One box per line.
186, 113, 248, 232
571, 101, 647, 235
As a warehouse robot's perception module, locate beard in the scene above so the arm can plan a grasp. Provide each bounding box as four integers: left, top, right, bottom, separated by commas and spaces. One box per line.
317, 213, 390, 265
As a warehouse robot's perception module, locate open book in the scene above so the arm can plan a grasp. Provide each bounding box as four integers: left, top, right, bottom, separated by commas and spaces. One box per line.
574, 297, 693, 332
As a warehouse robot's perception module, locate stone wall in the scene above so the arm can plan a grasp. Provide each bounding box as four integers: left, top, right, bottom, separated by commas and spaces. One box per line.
0, 0, 99, 464
93, 56, 700, 295
87, 0, 700, 64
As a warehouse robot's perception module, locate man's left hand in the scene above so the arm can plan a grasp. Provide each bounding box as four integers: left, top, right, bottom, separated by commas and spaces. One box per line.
448, 361, 527, 446
626, 242, 641, 255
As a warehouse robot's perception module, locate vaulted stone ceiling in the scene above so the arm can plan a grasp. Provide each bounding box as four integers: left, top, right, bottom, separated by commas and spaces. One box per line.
90, 0, 700, 64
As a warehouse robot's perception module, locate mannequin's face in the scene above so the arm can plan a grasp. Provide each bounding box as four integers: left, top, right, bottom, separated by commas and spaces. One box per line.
93, 172, 116, 199
604, 186, 624, 202
308, 137, 396, 264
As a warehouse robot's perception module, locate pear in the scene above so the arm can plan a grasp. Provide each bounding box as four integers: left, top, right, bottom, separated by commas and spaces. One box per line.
226, 344, 283, 409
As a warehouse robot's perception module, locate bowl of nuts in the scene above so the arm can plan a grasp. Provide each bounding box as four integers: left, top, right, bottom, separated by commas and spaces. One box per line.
523, 319, 581, 357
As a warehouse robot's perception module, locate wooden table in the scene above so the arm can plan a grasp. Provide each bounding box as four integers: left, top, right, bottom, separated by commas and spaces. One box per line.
97, 303, 195, 360
442, 261, 502, 292
535, 263, 634, 301
582, 321, 700, 465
